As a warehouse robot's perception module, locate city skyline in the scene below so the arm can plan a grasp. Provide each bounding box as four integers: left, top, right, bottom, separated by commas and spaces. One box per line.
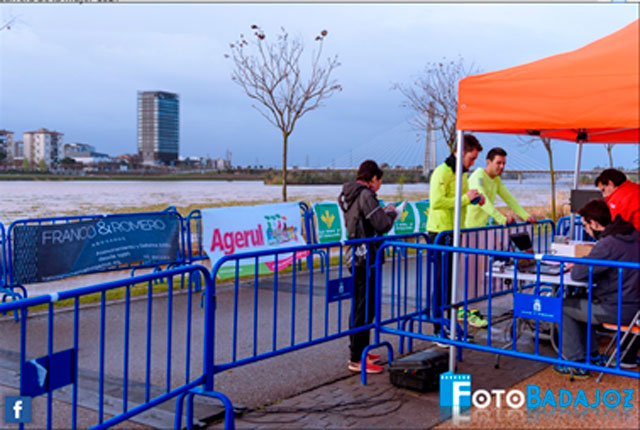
1, 3, 638, 169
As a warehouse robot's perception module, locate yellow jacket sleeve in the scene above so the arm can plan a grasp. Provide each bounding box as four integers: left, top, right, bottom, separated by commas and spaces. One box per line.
474, 173, 507, 225
430, 166, 470, 210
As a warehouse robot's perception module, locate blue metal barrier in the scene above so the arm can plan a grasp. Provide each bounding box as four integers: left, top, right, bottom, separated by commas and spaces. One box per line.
185, 209, 205, 264
431, 220, 555, 301
0, 265, 234, 429
365, 241, 640, 385
556, 215, 594, 242
298, 201, 315, 245
433, 219, 555, 251
297, 201, 327, 271
1, 221, 6, 288
163, 205, 190, 262
208, 233, 428, 408
6, 210, 186, 299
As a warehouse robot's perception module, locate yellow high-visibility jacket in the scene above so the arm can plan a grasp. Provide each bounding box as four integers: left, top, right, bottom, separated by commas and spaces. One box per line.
465, 168, 530, 228
426, 161, 470, 233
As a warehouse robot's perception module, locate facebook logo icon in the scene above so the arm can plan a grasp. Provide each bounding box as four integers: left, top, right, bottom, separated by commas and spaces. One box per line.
439, 371, 471, 407
4, 396, 32, 424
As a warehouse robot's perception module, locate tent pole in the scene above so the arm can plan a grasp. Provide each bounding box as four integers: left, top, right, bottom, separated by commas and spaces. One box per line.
449, 130, 464, 372
569, 143, 583, 238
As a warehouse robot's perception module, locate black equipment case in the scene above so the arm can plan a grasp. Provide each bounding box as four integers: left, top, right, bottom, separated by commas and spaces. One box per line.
389, 349, 449, 392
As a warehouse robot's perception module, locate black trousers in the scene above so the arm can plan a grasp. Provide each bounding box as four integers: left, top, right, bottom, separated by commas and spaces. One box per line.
429, 231, 453, 334
349, 264, 377, 362
563, 298, 640, 363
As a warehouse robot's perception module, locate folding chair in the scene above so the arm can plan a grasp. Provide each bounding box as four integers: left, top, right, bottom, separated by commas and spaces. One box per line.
597, 309, 640, 382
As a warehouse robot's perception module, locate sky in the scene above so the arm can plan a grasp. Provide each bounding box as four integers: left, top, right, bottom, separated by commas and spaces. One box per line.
1, 3, 638, 170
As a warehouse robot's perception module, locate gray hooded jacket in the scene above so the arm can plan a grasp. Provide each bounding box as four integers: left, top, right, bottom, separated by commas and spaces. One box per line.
571, 216, 640, 320
339, 181, 396, 265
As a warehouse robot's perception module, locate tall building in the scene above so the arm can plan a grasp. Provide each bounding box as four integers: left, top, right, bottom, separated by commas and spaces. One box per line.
137, 91, 179, 165
0, 129, 14, 162
23, 128, 64, 167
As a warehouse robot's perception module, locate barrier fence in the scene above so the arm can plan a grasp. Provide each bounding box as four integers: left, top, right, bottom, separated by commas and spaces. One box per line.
1, 221, 6, 288
0, 199, 426, 300
556, 215, 593, 242
431, 220, 555, 305
1, 226, 638, 429
209, 233, 429, 374
0, 204, 598, 305
367, 241, 640, 384
0, 233, 425, 429
0, 264, 233, 429
0, 201, 335, 302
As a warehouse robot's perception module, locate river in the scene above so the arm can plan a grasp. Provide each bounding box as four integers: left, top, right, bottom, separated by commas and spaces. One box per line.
0, 178, 585, 223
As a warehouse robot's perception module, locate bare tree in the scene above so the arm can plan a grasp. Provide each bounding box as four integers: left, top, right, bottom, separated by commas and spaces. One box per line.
393, 56, 480, 154
605, 144, 615, 168
226, 26, 341, 201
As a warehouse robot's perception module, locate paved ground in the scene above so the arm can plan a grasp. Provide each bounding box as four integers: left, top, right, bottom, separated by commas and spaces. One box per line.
207, 348, 638, 430
208, 347, 551, 429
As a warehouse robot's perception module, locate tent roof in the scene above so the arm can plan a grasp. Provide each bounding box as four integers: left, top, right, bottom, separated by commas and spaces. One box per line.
457, 19, 639, 143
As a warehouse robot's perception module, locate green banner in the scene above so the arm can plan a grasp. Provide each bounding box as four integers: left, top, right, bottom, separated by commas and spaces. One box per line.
392, 202, 417, 234
415, 201, 430, 233
314, 202, 344, 243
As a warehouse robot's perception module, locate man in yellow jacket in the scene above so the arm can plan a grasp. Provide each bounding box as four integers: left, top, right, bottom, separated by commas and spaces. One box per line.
466, 147, 536, 228
427, 134, 486, 340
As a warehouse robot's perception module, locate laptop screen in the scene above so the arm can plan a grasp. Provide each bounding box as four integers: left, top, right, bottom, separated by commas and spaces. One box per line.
510, 232, 533, 252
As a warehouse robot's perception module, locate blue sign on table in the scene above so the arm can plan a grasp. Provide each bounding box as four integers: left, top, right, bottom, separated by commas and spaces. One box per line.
514, 292, 562, 323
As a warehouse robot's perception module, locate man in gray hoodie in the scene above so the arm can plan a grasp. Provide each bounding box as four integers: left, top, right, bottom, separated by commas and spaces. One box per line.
339, 160, 397, 374
554, 199, 640, 379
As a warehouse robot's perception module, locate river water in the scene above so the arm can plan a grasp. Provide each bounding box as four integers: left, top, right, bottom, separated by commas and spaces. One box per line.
0, 178, 583, 223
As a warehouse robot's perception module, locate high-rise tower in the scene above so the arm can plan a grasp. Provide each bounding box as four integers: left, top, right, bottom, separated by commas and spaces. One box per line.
137, 91, 179, 165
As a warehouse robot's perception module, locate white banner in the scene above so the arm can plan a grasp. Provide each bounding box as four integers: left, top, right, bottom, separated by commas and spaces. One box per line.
201, 202, 309, 278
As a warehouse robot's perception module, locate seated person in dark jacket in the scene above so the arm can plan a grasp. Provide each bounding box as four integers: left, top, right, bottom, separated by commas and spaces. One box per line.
339, 160, 397, 374
554, 199, 640, 379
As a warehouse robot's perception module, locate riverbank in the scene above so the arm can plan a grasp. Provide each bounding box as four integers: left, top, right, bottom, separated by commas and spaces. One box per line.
3, 168, 418, 184
0, 168, 601, 184
0, 179, 576, 223
0, 171, 265, 181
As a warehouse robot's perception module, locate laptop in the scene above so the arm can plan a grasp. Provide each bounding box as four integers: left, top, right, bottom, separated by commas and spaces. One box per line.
509, 232, 563, 276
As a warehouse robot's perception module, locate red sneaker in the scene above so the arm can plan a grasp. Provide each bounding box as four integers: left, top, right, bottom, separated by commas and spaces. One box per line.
367, 353, 381, 364
348, 361, 384, 374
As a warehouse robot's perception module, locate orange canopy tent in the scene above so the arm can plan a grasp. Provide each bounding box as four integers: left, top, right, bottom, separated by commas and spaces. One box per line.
456, 19, 640, 144
444, 20, 639, 371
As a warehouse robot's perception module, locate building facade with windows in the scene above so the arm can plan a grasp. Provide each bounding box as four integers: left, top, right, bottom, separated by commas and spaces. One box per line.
9, 140, 24, 164
64, 142, 111, 164
137, 91, 179, 165
23, 128, 64, 167
0, 129, 14, 163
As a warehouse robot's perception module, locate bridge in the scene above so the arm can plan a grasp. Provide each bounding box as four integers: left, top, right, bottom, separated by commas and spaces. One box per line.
504, 170, 603, 175
319, 121, 635, 175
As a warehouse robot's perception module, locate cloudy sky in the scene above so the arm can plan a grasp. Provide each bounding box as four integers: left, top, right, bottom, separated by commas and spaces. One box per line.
1, 3, 638, 169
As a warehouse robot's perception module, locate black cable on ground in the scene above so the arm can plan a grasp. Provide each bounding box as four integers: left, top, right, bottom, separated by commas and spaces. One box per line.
190, 383, 407, 427
238, 385, 405, 424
